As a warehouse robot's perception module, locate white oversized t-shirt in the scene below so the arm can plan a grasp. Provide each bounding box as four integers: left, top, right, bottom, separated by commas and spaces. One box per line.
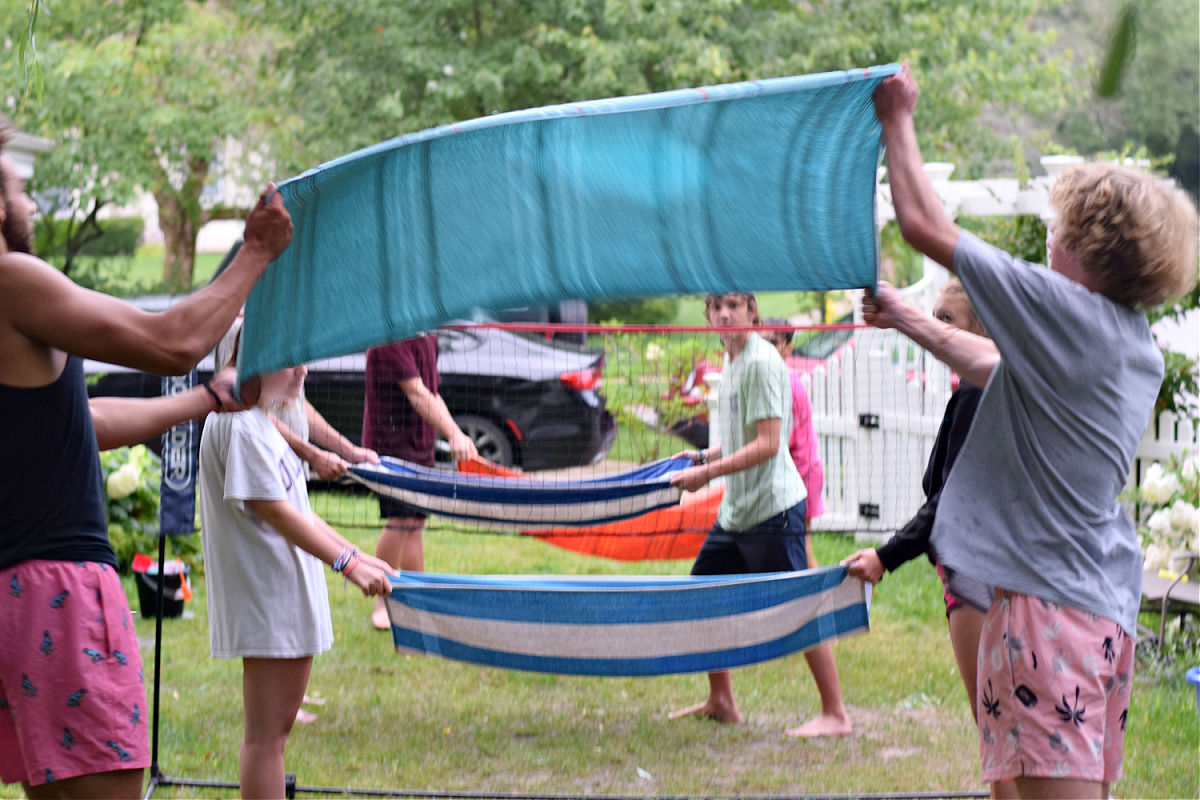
199, 407, 333, 658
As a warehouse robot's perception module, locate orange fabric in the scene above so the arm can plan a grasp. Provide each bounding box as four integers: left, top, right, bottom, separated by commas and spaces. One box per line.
455, 459, 716, 561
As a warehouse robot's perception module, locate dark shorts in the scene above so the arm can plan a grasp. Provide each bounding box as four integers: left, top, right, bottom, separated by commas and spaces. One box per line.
691, 501, 808, 576
378, 496, 429, 521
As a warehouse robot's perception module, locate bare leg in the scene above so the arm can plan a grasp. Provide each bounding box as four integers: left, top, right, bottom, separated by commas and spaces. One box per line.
668, 670, 741, 722
372, 516, 425, 629
24, 769, 144, 799
947, 605, 985, 720
997, 777, 1105, 799
240, 656, 312, 799
784, 643, 852, 737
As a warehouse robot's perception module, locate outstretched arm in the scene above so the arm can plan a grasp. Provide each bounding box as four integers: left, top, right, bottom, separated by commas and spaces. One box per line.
90, 366, 244, 451
245, 498, 394, 596
398, 376, 478, 462
875, 63, 960, 269
670, 417, 780, 493
306, 401, 379, 465
2, 185, 291, 376
863, 282, 998, 387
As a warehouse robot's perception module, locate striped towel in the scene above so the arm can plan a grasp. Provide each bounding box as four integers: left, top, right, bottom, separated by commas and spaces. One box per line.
385, 568, 870, 676
348, 455, 690, 526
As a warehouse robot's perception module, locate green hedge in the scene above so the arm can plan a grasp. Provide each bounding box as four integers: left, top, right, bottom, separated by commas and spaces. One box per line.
77, 215, 144, 257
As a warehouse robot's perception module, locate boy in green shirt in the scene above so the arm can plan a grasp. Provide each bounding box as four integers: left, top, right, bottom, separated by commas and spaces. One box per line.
669, 292, 851, 736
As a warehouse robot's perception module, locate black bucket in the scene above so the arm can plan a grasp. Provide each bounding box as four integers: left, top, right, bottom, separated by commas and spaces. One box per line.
136, 566, 188, 618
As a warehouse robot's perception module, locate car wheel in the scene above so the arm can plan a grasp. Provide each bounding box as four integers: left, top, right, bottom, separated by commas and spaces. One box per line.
437, 414, 514, 467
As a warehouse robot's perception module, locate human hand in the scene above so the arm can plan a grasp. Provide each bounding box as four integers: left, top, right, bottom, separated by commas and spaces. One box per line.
670, 465, 711, 493
672, 449, 701, 463
860, 281, 905, 330
357, 552, 397, 575
241, 183, 293, 263
873, 61, 918, 128
349, 445, 380, 465
348, 561, 393, 597
448, 431, 478, 463
841, 548, 885, 584
207, 367, 248, 411
309, 449, 350, 481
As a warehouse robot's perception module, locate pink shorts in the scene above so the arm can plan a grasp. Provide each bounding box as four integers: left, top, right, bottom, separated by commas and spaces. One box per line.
0, 560, 149, 787
935, 560, 961, 614
976, 590, 1134, 784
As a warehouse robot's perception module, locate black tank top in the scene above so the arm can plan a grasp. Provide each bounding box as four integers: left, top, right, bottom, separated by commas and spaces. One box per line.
0, 356, 113, 570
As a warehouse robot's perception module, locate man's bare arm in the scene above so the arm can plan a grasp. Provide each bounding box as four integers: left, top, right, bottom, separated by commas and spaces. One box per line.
90, 366, 244, 451
398, 376, 478, 462
2, 186, 291, 376
671, 417, 781, 493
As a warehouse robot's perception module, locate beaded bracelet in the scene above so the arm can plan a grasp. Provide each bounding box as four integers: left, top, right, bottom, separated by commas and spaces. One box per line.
341, 552, 360, 587
332, 546, 359, 573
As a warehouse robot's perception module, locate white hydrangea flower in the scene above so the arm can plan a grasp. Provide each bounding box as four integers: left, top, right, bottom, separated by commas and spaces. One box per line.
106, 462, 140, 499
1168, 500, 1199, 536
1146, 508, 1173, 538
1141, 463, 1181, 505
1181, 451, 1199, 484
645, 343, 665, 361
1143, 542, 1169, 572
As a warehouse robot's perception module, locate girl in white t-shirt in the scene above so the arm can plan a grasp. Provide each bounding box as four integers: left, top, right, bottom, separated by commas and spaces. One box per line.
199, 357, 394, 799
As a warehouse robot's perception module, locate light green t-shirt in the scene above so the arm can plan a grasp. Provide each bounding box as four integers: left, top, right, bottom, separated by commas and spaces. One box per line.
715, 333, 806, 531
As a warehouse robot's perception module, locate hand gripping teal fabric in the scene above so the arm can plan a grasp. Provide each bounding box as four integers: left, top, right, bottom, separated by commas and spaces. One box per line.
241, 64, 898, 377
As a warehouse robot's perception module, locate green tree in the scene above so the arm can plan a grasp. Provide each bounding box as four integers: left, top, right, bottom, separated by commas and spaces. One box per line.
1047, 0, 1199, 198
2, 0, 287, 290
264, 0, 1078, 178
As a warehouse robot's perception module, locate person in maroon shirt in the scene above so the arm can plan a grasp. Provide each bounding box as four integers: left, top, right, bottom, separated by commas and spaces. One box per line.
362, 334, 477, 629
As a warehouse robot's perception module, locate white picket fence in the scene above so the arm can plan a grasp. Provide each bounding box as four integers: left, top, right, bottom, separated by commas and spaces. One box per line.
805, 326, 953, 532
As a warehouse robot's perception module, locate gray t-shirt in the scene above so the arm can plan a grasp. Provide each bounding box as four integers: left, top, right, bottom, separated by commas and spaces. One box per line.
932, 231, 1159, 635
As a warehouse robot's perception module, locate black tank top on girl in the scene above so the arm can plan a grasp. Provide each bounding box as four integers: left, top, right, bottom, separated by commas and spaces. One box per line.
0, 356, 114, 571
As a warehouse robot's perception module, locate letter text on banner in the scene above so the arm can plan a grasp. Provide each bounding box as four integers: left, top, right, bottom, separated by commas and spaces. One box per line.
160, 371, 198, 536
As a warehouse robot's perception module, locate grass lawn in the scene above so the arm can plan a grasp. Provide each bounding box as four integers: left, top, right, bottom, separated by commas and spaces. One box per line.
78, 250, 228, 295
4, 490, 1193, 799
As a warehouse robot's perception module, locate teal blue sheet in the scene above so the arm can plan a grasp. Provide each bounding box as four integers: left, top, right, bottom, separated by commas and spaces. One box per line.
241, 64, 898, 377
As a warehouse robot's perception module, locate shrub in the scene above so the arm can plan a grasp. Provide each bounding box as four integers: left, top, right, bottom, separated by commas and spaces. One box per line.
590, 295, 680, 324
77, 216, 144, 257
1133, 451, 1200, 577
100, 444, 202, 573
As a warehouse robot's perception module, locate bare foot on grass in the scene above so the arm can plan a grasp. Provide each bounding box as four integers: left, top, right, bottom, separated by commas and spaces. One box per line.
371, 600, 390, 630
668, 700, 742, 723
784, 712, 852, 738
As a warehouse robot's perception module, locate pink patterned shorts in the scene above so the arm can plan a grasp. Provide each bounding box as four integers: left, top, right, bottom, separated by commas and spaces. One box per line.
976, 589, 1134, 784
0, 560, 148, 787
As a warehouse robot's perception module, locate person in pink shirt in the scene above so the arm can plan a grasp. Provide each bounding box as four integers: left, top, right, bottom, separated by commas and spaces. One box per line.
762, 320, 825, 552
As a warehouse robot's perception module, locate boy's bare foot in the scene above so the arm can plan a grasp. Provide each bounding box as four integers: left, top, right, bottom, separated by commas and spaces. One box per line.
295, 708, 318, 724
784, 712, 852, 738
668, 700, 742, 723
371, 600, 391, 630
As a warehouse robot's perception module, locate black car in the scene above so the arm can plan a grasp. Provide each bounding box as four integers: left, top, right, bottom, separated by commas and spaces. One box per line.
299, 326, 616, 470
85, 302, 615, 471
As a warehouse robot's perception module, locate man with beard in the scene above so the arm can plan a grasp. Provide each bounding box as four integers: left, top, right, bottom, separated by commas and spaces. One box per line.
0, 118, 293, 799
